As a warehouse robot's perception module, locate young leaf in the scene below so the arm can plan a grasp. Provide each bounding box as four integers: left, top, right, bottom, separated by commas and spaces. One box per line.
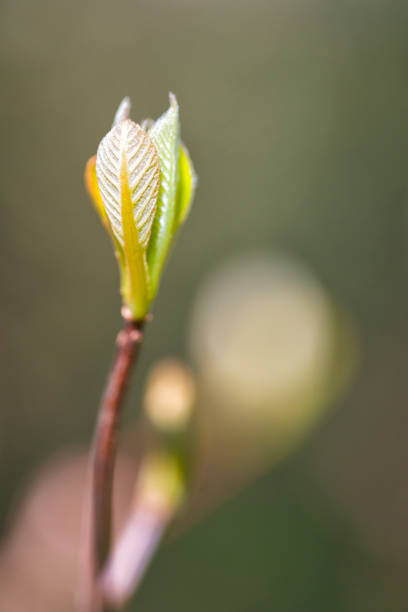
141, 118, 155, 132
85, 155, 110, 231
112, 96, 131, 126
174, 143, 197, 229
84, 154, 129, 298
147, 93, 180, 299
96, 119, 160, 318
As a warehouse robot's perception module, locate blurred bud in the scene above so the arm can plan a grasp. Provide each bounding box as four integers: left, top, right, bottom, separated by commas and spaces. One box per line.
0, 450, 139, 612
84, 94, 197, 319
144, 359, 196, 434
190, 252, 357, 463
134, 451, 185, 515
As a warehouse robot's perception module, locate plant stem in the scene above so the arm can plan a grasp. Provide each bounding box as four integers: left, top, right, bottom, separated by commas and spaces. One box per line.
86, 310, 146, 611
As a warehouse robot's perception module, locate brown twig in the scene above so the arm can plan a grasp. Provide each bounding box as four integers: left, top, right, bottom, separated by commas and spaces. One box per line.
82, 309, 146, 612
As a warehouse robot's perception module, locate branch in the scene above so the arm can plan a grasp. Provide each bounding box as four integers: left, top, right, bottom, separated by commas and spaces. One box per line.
79, 309, 146, 612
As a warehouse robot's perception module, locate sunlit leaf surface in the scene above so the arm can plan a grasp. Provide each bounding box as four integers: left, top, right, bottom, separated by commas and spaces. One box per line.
96, 119, 160, 249
147, 94, 180, 299
84, 155, 110, 230
96, 119, 160, 317
175, 143, 197, 228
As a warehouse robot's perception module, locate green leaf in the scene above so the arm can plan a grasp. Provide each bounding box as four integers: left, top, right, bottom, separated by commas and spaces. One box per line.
174, 142, 197, 229
147, 93, 180, 300
96, 119, 160, 319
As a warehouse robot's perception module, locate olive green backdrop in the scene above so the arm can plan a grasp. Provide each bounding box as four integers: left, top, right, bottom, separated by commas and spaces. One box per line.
1, 0, 408, 610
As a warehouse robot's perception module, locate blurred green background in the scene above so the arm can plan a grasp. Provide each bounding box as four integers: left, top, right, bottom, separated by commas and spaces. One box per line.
1, 0, 408, 610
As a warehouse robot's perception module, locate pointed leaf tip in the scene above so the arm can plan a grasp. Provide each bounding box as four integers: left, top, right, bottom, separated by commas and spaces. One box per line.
113, 97, 132, 126
169, 92, 178, 110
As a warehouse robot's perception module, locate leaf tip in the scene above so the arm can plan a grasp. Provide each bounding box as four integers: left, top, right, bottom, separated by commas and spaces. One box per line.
113, 96, 132, 127
169, 92, 179, 112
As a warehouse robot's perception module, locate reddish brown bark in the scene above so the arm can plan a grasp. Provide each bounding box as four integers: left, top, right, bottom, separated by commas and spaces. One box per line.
82, 313, 146, 612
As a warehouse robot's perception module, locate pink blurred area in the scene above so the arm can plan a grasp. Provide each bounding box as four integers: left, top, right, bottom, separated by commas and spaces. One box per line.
0, 450, 139, 612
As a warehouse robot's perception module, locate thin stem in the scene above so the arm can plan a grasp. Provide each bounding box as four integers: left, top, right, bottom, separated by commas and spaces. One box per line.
82, 311, 146, 612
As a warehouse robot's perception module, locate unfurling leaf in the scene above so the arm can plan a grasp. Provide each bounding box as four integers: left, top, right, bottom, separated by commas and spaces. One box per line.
86, 93, 197, 319
147, 93, 180, 300
96, 120, 160, 248
112, 97, 131, 127
84, 154, 129, 299
175, 143, 197, 228
85, 155, 110, 231
96, 119, 160, 318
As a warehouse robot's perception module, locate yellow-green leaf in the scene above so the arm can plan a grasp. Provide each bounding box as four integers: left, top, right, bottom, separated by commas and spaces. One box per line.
96, 119, 160, 318
174, 143, 197, 228
147, 93, 180, 300
85, 155, 110, 231
84, 154, 130, 301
